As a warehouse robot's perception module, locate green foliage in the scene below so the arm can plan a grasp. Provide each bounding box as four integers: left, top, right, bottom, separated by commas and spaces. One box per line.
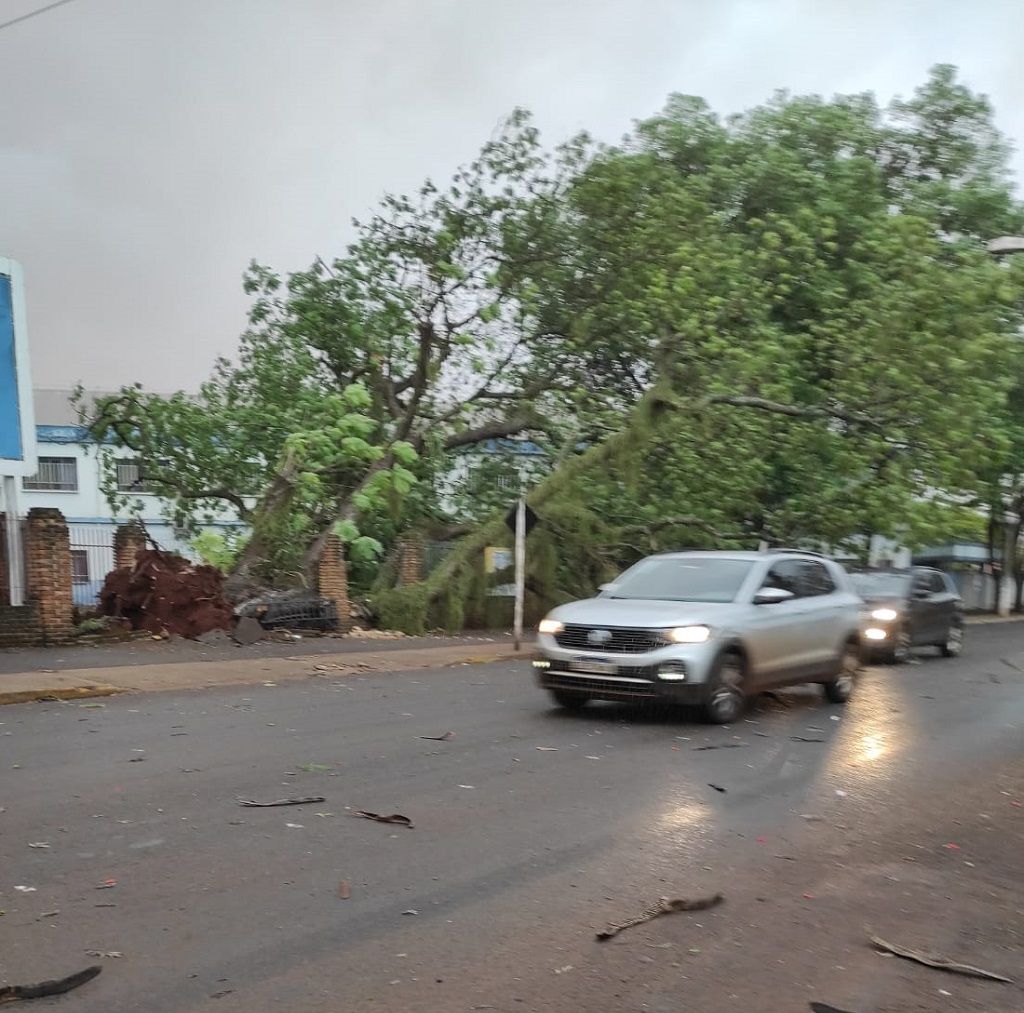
427, 66, 1024, 621
85, 67, 1024, 619
372, 584, 430, 635
190, 530, 248, 572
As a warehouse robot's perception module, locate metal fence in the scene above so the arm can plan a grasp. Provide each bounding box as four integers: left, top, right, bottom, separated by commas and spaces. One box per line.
424, 540, 455, 576
68, 523, 115, 607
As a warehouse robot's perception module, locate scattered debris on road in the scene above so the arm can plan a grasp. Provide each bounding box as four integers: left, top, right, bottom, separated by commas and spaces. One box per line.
27, 842, 50, 849
810, 1004, 855, 1013
535, 746, 558, 751
14, 886, 36, 893
350, 810, 414, 829
236, 796, 326, 807
338, 880, 351, 900
84, 951, 122, 959
692, 743, 746, 751
596, 893, 724, 941
869, 932, 1013, 983
0, 965, 101, 1003
419, 732, 455, 741
708, 784, 727, 793
401, 908, 418, 916
38, 911, 59, 919
95, 879, 117, 890
790, 736, 825, 743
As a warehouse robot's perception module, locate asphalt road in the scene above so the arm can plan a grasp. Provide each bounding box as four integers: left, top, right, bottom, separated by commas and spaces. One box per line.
1, 626, 1023, 1012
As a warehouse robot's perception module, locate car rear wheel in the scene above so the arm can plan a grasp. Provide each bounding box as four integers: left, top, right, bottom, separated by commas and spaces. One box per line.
823, 641, 860, 703
703, 653, 746, 724
940, 623, 964, 658
549, 689, 590, 710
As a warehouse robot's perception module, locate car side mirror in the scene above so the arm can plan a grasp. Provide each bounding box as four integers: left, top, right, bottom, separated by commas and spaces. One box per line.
598, 583, 618, 595
912, 587, 930, 600
754, 587, 794, 605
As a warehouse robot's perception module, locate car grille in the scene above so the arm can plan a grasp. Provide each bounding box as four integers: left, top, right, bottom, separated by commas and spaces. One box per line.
544, 672, 657, 697
554, 625, 667, 654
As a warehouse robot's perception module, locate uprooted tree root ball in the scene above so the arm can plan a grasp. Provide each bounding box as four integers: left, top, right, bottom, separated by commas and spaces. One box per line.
99, 549, 236, 639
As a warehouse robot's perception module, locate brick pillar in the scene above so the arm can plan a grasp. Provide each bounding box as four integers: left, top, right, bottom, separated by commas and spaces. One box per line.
114, 522, 147, 570
396, 535, 424, 586
317, 533, 351, 631
25, 507, 73, 643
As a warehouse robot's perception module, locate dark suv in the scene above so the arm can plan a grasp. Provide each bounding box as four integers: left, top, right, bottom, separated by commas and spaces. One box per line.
850, 567, 964, 663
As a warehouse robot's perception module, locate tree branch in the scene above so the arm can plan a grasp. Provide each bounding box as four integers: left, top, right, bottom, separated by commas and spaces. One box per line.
618, 515, 748, 542
175, 487, 253, 522
441, 414, 538, 451
707, 394, 888, 429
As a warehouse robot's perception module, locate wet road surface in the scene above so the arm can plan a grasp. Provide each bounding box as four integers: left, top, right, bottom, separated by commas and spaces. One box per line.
1, 625, 1022, 1011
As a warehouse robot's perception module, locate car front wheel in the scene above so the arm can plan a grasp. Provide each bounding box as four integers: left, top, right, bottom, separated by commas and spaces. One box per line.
823, 641, 861, 703
703, 653, 746, 724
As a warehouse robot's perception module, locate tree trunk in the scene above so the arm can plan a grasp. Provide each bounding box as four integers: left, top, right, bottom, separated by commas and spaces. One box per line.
421, 381, 678, 608
986, 508, 1002, 615
227, 452, 301, 585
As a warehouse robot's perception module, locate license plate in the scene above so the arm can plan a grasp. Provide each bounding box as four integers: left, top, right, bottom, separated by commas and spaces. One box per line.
569, 658, 618, 676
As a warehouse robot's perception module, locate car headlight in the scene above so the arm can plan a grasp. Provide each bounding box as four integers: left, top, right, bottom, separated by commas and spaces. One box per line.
538, 619, 563, 635
871, 607, 899, 622
668, 625, 711, 644
864, 627, 888, 641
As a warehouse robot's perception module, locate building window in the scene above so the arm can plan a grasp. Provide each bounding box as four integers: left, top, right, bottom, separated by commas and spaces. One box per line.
116, 459, 152, 493
23, 457, 78, 491
70, 549, 90, 585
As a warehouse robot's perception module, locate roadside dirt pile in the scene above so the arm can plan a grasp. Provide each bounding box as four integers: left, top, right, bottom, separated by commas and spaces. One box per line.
99, 549, 235, 639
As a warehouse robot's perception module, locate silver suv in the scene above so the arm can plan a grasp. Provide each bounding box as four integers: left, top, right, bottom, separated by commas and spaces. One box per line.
533, 550, 862, 723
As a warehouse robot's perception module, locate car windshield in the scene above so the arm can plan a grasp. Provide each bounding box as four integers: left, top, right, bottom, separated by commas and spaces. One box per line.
850, 572, 911, 597
608, 557, 754, 603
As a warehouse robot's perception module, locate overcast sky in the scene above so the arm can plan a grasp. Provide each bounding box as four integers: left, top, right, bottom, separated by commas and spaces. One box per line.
2, 0, 1022, 393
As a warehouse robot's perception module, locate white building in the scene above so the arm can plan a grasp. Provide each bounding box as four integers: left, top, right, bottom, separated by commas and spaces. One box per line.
21, 389, 245, 606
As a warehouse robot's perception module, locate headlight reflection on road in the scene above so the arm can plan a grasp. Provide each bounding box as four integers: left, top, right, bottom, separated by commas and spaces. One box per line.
656, 798, 708, 832
857, 733, 887, 763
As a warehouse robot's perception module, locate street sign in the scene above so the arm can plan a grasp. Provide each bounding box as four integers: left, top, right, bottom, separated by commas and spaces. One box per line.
505, 502, 539, 536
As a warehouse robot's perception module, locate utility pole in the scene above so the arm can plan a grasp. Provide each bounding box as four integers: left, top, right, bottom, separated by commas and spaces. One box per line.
513, 494, 526, 651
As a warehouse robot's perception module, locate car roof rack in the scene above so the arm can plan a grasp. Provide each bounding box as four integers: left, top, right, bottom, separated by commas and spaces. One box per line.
767, 548, 830, 559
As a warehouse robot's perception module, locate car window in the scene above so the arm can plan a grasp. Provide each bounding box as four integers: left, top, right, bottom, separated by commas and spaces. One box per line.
911, 572, 933, 596
609, 557, 754, 603
850, 571, 911, 597
801, 561, 836, 596
760, 560, 806, 597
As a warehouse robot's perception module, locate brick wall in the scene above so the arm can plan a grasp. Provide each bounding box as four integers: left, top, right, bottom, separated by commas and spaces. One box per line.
0, 602, 42, 647
114, 522, 147, 570
25, 507, 73, 643
316, 534, 352, 632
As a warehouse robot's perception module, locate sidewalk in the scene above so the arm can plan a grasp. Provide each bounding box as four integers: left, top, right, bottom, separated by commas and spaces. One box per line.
0, 640, 523, 706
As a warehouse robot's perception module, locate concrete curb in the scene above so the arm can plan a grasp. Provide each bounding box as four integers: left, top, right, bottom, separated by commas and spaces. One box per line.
0, 684, 121, 707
